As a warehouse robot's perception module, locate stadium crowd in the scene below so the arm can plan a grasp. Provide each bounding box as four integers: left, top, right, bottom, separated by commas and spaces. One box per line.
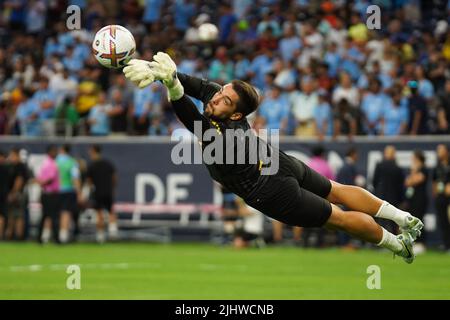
0, 0, 450, 138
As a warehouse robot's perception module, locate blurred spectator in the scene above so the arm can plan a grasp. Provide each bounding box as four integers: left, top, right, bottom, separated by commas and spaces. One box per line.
248, 48, 275, 90
257, 27, 278, 52
348, 13, 368, 43
76, 70, 101, 118
381, 87, 409, 136
16, 90, 40, 136
432, 144, 450, 252
316, 62, 333, 92
88, 92, 110, 136
49, 68, 78, 107
372, 145, 405, 234
55, 97, 80, 136
357, 61, 392, 91
62, 45, 84, 74
437, 79, 450, 134
428, 50, 447, 94
290, 78, 318, 136
257, 8, 282, 38
339, 37, 365, 81
297, 20, 323, 69
404, 150, 428, 254
258, 85, 289, 134
142, 0, 165, 26
178, 48, 198, 75
407, 80, 429, 135
107, 89, 128, 135
333, 99, 357, 140
25, 0, 47, 35
232, 0, 252, 19
208, 46, 234, 84
332, 72, 360, 109
313, 89, 332, 140
173, 0, 197, 32
273, 59, 296, 91
148, 115, 169, 136
415, 65, 434, 100
327, 17, 346, 49
219, 3, 238, 44
131, 86, 152, 135
361, 78, 390, 135
4, 0, 27, 32
233, 16, 259, 47
278, 24, 301, 63
86, 145, 118, 243
33, 77, 57, 134
232, 49, 251, 81
282, 12, 301, 36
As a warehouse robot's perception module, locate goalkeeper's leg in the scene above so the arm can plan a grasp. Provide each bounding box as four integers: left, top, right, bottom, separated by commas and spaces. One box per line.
325, 204, 415, 263
326, 181, 423, 240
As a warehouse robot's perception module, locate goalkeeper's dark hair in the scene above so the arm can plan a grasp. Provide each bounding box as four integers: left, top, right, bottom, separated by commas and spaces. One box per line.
231, 80, 260, 117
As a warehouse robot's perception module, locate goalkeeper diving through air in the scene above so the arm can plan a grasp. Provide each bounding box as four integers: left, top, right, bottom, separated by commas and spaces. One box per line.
123, 52, 423, 263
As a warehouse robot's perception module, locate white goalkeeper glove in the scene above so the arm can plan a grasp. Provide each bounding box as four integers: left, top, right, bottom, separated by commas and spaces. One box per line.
149, 52, 184, 101
123, 59, 155, 89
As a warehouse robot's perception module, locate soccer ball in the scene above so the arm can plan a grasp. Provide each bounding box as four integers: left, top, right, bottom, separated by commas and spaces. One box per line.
92, 25, 136, 69
198, 23, 219, 42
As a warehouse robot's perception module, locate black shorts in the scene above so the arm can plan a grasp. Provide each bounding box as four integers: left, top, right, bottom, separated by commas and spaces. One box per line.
93, 195, 113, 212
60, 192, 78, 214
41, 193, 60, 219
245, 151, 332, 228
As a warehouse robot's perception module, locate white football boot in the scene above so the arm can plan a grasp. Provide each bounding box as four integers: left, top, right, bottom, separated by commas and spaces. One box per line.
396, 233, 415, 264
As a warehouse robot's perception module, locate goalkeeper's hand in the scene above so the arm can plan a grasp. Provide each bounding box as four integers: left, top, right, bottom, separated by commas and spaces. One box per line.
123, 59, 155, 89
123, 52, 184, 100
149, 52, 184, 101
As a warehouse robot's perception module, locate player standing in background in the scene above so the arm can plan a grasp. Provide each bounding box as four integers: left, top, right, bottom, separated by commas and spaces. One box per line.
56, 145, 81, 243
37, 145, 60, 244
5, 148, 29, 240
86, 145, 118, 243
123, 52, 424, 263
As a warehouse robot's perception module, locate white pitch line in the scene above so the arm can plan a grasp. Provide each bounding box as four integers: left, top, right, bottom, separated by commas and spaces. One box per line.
5, 262, 248, 273
6, 262, 161, 272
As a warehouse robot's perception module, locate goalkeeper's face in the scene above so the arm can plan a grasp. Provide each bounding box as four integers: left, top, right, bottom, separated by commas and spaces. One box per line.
204, 84, 241, 121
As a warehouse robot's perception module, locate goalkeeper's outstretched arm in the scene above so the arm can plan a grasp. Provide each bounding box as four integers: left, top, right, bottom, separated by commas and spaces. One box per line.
177, 72, 221, 104
123, 52, 215, 138
170, 95, 212, 137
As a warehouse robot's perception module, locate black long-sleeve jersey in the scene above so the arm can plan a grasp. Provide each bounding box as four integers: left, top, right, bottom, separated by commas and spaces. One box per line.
172, 73, 271, 200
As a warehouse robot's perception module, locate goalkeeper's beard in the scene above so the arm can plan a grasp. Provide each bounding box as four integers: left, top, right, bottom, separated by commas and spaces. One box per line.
203, 111, 222, 122
203, 104, 224, 122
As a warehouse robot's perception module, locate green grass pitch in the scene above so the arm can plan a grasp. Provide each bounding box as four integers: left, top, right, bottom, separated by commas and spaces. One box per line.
0, 242, 449, 299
